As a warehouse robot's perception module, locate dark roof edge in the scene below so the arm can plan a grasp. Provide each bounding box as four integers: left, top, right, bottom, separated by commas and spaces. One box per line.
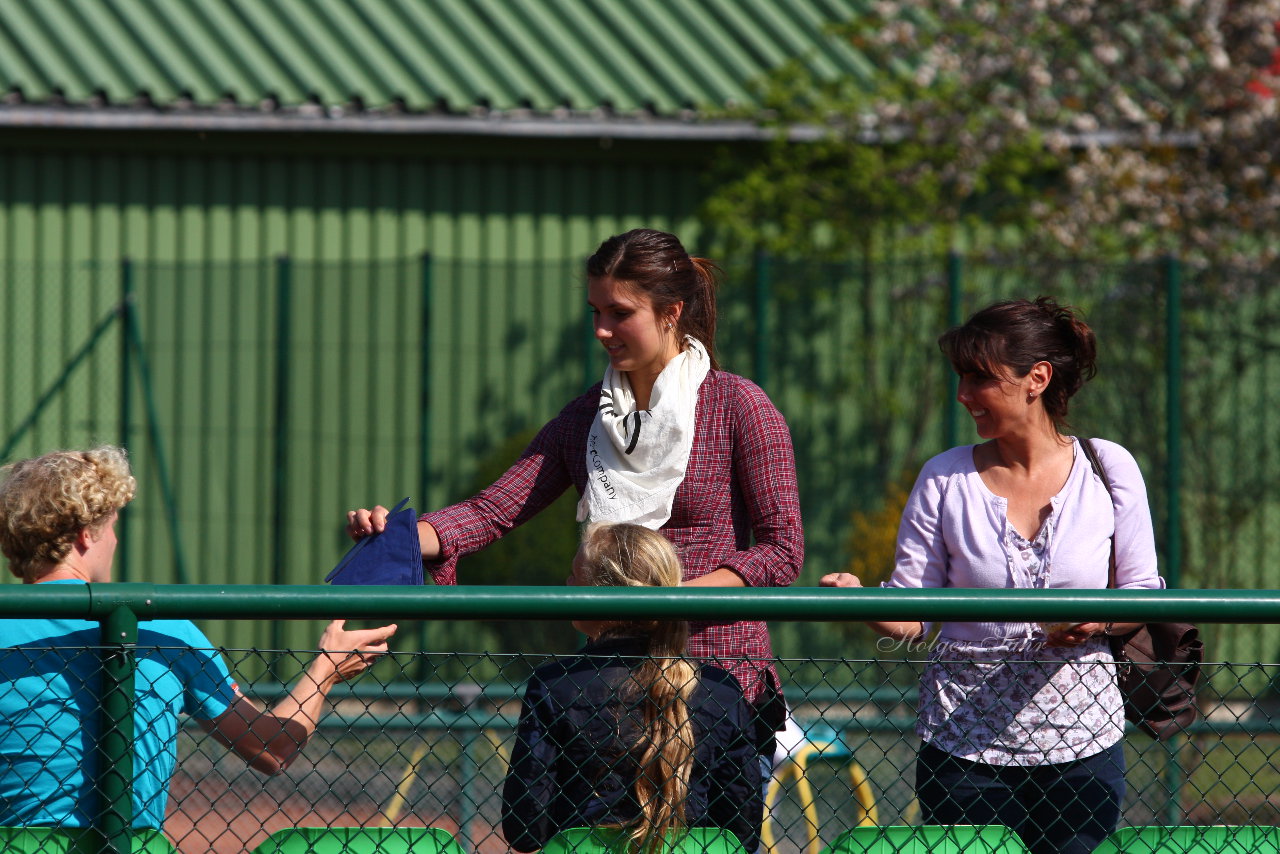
0, 105, 801, 141
0, 106, 1198, 147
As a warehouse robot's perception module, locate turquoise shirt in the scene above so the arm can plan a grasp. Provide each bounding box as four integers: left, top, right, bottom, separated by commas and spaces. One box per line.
0, 581, 238, 829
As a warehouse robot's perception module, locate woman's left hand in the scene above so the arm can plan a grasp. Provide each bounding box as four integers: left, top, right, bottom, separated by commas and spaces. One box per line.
1045, 621, 1106, 648
819, 572, 862, 588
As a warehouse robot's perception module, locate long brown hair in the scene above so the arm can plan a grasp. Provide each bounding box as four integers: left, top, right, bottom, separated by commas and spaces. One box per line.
586, 229, 721, 370
578, 522, 697, 854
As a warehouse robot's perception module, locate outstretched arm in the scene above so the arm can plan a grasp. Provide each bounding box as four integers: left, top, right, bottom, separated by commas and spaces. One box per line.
344, 399, 586, 583
198, 620, 397, 775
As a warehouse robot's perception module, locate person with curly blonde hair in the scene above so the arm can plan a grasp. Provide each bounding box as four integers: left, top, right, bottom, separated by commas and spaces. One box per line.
0, 445, 137, 583
0, 446, 397, 831
502, 522, 762, 853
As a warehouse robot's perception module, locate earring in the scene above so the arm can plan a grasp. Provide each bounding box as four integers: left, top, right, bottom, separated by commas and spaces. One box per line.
1028, 392, 1038, 402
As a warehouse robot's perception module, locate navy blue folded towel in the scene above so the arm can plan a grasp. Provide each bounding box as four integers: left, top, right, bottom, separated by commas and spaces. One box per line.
326, 498, 423, 585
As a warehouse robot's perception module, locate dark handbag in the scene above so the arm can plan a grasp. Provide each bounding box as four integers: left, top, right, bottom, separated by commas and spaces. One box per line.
750, 672, 788, 756
1081, 439, 1204, 741
1107, 621, 1202, 740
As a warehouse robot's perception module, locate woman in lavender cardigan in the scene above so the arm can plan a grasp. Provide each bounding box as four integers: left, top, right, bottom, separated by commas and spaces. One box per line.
823, 297, 1163, 854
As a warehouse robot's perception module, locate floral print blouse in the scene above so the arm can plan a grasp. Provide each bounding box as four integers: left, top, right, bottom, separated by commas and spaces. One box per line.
919, 526, 1126, 765
890, 438, 1162, 766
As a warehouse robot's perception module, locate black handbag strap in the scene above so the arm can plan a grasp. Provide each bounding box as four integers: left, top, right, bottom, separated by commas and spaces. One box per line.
1079, 438, 1118, 590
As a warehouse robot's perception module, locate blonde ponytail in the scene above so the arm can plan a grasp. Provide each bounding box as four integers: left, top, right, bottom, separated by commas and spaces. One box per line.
629, 620, 697, 854
577, 522, 698, 854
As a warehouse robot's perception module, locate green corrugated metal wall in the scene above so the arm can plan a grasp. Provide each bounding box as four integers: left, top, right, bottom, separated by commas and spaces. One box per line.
0, 134, 723, 658
0, 139, 711, 263
7, 146, 1280, 674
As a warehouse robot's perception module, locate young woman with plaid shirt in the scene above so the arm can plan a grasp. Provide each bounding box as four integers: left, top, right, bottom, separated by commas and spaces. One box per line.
349, 228, 803, 750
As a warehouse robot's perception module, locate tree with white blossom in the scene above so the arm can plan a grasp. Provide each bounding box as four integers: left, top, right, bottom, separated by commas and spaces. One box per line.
704, 0, 1280, 266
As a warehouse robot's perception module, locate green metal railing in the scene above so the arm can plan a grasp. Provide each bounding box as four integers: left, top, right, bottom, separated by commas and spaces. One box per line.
6, 583, 1277, 623
2, 585, 1276, 854
4, 583, 1274, 623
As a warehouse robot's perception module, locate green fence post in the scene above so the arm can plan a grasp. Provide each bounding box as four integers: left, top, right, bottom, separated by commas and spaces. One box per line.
754, 250, 772, 390
1163, 255, 1185, 823
419, 252, 433, 518
944, 251, 962, 450
1160, 736, 1186, 826
1164, 255, 1183, 590
96, 605, 139, 854
458, 730, 479, 853
125, 301, 191, 585
418, 252, 433, 679
272, 255, 291, 661
119, 259, 134, 583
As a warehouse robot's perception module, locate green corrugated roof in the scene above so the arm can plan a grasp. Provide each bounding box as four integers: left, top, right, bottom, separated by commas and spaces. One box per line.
0, 0, 870, 117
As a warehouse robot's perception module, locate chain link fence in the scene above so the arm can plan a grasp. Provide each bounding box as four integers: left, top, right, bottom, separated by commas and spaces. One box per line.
3, 586, 1279, 853
161, 655, 1278, 853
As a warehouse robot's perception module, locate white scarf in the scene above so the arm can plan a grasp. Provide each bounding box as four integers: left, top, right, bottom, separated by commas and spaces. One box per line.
576, 337, 711, 528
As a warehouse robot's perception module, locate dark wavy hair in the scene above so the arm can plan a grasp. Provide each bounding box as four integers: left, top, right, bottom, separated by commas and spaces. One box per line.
586, 229, 720, 370
939, 296, 1098, 428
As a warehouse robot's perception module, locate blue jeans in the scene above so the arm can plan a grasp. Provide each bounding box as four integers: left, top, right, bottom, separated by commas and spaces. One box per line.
916, 742, 1126, 854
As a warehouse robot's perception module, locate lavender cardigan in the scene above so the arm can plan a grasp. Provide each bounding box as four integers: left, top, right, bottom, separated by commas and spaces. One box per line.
888, 437, 1164, 641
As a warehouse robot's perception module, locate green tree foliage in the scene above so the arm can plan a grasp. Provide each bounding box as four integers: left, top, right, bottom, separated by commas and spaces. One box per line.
703, 1, 1280, 265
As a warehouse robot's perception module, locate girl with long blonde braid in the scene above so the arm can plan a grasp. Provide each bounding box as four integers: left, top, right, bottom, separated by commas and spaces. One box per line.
502, 522, 762, 853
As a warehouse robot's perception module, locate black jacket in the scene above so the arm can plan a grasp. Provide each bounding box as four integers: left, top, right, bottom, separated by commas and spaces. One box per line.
501, 635, 763, 852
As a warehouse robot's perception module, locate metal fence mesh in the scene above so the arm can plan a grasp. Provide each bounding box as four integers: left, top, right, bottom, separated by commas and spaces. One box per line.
4, 640, 1280, 853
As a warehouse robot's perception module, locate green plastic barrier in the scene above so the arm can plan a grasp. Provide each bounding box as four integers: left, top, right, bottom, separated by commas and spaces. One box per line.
821, 825, 1030, 854
0, 827, 175, 853
1094, 826, 1280, 854
250, 826, 466, 854
541, 827, 746, 854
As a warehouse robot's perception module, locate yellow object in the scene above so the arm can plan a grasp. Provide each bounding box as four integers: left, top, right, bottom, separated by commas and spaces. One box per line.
761, 736, 879, 854
484, 726, 511, 764
381, 742, 431, 826
382, 728, 508, 827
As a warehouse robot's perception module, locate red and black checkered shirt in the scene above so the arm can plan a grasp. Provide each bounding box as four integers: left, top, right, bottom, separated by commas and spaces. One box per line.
422, 370, 805, 705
